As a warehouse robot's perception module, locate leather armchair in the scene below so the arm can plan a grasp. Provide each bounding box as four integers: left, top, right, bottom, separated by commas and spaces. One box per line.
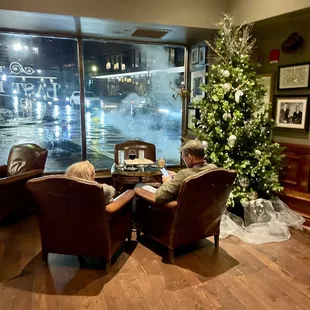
27, 176, 135, 272
134, 168, 237, 263
113, 140, 161, 192
0, 143, 48, 222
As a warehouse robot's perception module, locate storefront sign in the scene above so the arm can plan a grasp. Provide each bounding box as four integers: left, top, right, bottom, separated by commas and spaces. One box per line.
0, 62, 59, 98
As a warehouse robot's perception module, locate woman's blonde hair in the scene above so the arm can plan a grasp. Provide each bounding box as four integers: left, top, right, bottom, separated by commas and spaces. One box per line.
65, 161, 95, 182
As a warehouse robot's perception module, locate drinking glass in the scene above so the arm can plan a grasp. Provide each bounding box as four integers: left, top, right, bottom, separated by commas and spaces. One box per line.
158, 158, 166, 169
128, 149, 137, 170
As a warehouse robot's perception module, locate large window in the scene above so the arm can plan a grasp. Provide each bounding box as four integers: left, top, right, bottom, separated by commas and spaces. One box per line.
0, 34, 184, 171
83, 41, 184, 169
0, 34, 81, 171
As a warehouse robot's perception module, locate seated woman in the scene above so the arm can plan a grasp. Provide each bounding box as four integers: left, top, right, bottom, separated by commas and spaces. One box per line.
65, 161, 116, 205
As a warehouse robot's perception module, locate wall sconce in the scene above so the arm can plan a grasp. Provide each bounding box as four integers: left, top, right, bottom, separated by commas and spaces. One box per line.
106, 61, 111, 70
121, 63, 126, 71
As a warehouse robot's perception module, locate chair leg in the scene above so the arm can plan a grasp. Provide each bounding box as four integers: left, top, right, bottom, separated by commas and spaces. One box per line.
214, 235, 219, 248
136, 230, 141, 241
128, 229, 132, 242
168, 248, 174, 264
78, 256, 86, 267
106, 258, 112, 273
42, 251, 48, 263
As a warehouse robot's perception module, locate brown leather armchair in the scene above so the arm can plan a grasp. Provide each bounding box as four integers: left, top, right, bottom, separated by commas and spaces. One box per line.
0, 143, 48, 222
27, 176, 135, 272
113, 140, 160, 192
134, 168, 237, 263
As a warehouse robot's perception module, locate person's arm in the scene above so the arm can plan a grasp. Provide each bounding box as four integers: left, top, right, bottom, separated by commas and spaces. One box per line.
155, 170, 186, 204
102, 184, 116, 205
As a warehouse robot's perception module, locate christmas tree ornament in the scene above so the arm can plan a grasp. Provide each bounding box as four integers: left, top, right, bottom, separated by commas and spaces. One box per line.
235, 89, 244, 103
255, 149, 261, 157
248, 191, 258, 200
227, 134, 237, 147
202, 140, 208, 148
239, 177, 250, 188
223, 70, 230, 77
222, 83, 232, 93
222, 112, 232, 121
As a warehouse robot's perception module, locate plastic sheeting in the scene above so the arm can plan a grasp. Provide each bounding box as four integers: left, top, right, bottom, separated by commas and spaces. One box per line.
220, 197, 305, 244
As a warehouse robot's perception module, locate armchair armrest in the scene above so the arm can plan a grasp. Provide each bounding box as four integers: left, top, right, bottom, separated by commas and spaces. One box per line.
134, 187, 156, 203
0, 165, 7, 178
106, 189, 135, 214
134, 188, 178, 209
0, 169, 43, 186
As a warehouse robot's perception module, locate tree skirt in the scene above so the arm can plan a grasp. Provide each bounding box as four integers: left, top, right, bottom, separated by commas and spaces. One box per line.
220, 197, 305, 244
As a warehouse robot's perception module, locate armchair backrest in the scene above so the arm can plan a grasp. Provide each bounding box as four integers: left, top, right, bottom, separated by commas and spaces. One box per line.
171, 168, 237, 248
7, 143, 48, 176
27, 176, 111, 257
114, 140, 156, 164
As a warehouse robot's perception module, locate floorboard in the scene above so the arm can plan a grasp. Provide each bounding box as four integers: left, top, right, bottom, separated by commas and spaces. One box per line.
1, 216, 310, 310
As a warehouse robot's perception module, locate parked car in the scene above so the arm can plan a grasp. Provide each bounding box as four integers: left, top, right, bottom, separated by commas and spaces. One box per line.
70, 91, 104, 109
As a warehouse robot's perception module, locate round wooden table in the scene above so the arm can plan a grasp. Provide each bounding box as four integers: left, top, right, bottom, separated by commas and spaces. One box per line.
111, 164, 162, 193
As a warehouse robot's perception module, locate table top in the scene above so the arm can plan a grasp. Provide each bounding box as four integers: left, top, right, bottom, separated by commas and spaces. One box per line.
111, 163, 162, 177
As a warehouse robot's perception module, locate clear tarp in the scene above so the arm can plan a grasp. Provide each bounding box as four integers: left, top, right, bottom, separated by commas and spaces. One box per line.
220, 197, 305, 244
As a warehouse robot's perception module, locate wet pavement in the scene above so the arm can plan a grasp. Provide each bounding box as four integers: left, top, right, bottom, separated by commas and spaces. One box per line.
0, 104, 181, 171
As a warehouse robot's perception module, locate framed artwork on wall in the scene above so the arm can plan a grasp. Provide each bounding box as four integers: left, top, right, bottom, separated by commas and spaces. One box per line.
198, 46, 207, 65
190, 67, 206, 102
187, 107, 197, 129
191, 48, 199, 65
278, 63, 310, 90
275, 96, 309, 131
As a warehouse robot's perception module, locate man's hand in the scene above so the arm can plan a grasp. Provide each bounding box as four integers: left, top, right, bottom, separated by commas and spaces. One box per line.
167, 170, 176, 179
162, 175, 171, 183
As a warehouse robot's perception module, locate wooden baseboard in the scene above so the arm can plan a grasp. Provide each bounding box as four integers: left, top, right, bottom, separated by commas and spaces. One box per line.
277, 188, 310, 227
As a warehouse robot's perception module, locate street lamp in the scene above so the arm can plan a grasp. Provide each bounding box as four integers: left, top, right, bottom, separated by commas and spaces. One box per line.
91, 65, 98, 73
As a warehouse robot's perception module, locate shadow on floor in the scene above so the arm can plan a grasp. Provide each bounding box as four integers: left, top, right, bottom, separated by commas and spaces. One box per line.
2, 241, 137, 296
137, 234, 239, 282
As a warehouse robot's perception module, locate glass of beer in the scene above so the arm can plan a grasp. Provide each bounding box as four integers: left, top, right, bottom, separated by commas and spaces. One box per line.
158, 158, 166, 169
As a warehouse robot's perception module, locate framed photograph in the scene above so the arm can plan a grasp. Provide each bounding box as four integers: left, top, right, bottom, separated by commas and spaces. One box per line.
278, 63, 310, 89
275, 97, 309, 131
190, 67, 206, 101
198, 46, 206, 65
191, 48, 199, 65
187, 107, 196, 129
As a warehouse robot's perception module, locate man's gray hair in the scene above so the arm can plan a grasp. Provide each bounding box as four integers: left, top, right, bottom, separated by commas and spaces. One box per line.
181, 139, 205, 158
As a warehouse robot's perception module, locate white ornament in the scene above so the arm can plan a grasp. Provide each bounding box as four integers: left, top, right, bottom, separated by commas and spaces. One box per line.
227, 134, 237, 148
235, 89, 244, 103
202, 140, 208, 149
255, 150, 261, 157
222, 112, 232, 121
248, 191, 258, 200
223, 70, 230, 78
222, 83, 232, 93
239, 177, 249, 188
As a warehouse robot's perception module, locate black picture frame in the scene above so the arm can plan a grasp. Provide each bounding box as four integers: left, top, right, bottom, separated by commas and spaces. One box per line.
278, 63, 310, 90
198, 46, 206, 65
191, 48, 199, 65
274, 95, 309, 131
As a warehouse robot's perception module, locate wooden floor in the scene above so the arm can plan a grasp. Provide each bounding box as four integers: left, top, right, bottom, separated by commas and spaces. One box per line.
1, 217, 310, 310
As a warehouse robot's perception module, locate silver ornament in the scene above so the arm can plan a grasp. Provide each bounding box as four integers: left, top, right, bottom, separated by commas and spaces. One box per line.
235, 89, 244, 103
239, 177, 250, 188
227, 134, 237, 147
222, 83, 232, 93
247, 191, 258, 200
202, 140, 208, 149
222, 112, 232, 121
223, 70, 230, 78
255, 150, 261, 157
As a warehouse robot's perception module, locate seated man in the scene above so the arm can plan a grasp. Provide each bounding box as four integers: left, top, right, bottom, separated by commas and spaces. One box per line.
137, 139, 217, 204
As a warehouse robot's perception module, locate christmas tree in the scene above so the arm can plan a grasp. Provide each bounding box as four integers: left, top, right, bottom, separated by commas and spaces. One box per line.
193, 15, 284, 207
